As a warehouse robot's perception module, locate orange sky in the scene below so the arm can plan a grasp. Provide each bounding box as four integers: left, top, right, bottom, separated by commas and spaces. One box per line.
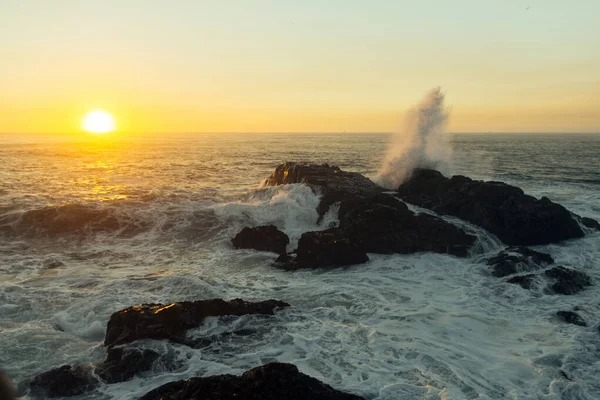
1, 1, 599, 134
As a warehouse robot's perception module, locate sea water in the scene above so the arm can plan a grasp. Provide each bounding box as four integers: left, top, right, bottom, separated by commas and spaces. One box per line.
0, 133, 599, 399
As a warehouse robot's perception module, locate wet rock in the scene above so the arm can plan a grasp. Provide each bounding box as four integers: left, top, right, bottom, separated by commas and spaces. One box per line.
139, 362, 365, 400
485, 247, 554, 277
104, 298, 290, 347
556, 311, 587, 327
263, 162, 381, 216
337, 193, 476, 257
579, 216, 600, 231
95, 347, 159, 384
275, 229, 369, 270
232, 225, 289, 254
397, 169, 586, 246
507, 274, 537, 290
545, 266, 592, 295
29, 365, 99, 398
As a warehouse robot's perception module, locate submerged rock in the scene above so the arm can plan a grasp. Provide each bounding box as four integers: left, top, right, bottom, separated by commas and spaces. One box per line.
96, 347, 160, 384
232, 225, 289, 254
105, 298, 290, 347
545, 266, 592, 295
337, 193, 476, 257
263, 162, 381, 216
139, 362, 365, 400
29, 365, 99, 398
507, 274, 538, 290
579, 216, 600, 231
485, 247, 554, 277
28, 347, 160, 397
275, 228, 369, 270
556, 311, 587, 327
397, 169, 586, 246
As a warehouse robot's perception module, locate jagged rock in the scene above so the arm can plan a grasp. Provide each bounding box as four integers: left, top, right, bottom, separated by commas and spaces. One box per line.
337, 193, 476, 257
96, 347, 160, 383
104, 298, 290, 347
545, 267, 592, 295
275, 229, 369, 270
28, 347, 160, 397
485, 247, 554, 277
397, 169, 586, 245
507, 274, 537, 289
232, 225, 289, 254
263, 162, 382, 216
29, 365, 99, 398
556, 311, 587, 327
580, 216, 600, 231
139, 362, 365, 400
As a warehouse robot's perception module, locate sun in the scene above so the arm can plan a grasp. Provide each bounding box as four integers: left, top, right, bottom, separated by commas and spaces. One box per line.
82, 109, 116, 134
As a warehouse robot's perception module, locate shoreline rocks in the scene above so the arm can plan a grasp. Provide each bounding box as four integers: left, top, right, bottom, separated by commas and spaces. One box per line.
105, 298, 290, 347
397, 168, 588, 245
263, 162, 382, 217
232, 225, 289, 254
138, 362, 366, 400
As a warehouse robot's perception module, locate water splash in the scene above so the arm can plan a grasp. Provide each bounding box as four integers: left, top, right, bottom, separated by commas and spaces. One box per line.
375, 87, 451, 189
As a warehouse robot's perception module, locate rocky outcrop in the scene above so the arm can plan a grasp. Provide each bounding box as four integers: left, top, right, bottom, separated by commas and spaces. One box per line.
28, 347, 160, 398
556, 311, 587, 327
263, 162, 382, 216
507, 274, 537, 289
397, 169, 587, 245
232, 225, 289, 254
139, 362, 365, 400
29, 365, 99, 398
545, 267, 592, 295
484, 247, 554, 277
337, 193, 476, 257
275, 229, 369, 270
104, 298, 290, 347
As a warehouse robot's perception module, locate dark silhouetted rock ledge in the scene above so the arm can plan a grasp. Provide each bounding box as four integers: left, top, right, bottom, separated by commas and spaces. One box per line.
233, 225, 289, 254
105, 298, 289, 347
263, 162, 382, 216
484, 246, 554, 277
29, 347, 159, 398
545, 266, 592, 295
337, 193, 476, 257
138, 362, 365, 400
397, 168, 589, 246
556, 311, 587, 327
275, 228, 369, 270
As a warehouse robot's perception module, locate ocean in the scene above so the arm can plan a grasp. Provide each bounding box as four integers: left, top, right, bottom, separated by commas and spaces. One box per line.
1, 133, 599, 399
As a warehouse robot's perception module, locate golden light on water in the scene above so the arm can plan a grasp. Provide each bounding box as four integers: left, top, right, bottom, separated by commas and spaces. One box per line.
82, 109, 116, 134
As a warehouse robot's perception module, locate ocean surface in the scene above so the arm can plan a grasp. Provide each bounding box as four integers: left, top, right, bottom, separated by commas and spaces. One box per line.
1, 133, 599, 400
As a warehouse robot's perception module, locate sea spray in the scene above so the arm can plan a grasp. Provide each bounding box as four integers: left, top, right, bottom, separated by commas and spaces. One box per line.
375, 87, 451, 189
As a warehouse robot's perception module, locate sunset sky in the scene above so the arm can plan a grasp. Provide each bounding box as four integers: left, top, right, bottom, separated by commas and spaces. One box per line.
1, 0, 599, 134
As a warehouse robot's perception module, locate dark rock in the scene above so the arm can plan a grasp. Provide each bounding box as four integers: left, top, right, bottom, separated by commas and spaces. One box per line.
263, 162, 382, 216
29, 347, 160, 397
105, 298, 290, 347
507, 274, 537, 290
232, 225, 289, 254
29, 365, 99, 398
579, 216, 600, 231
545, 266, 592, 295
96, 347, 160, 384
556, 311, 587, 327
139, 362, 365, 400
485, 246, 554, 277
276, 229, 369, 270
337, 193, 476, 257
397, 169, 585, 246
